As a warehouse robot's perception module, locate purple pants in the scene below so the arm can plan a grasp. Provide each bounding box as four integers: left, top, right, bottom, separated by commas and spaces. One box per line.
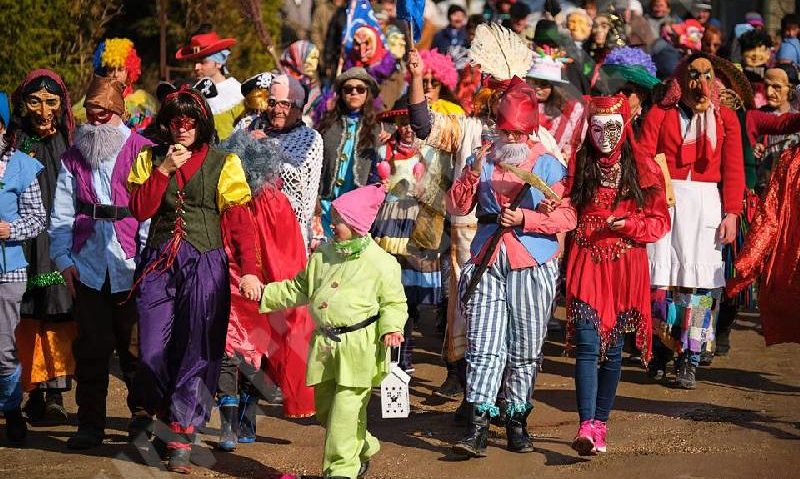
132, 241, 230, 428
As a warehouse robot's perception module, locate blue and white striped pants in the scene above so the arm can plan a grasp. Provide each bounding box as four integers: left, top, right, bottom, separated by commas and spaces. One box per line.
458, 246, 558, 409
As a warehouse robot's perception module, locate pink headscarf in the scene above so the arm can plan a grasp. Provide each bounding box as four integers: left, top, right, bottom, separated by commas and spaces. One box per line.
331, 184, 386, 236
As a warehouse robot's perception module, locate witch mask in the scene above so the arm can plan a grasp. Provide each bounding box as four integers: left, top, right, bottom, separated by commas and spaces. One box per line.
24, 87, 62, 137
682, 57, 715, 112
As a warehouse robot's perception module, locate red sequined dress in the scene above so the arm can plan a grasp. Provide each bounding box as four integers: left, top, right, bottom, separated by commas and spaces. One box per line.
565, 167, 670, 363
727, 147, 800, 345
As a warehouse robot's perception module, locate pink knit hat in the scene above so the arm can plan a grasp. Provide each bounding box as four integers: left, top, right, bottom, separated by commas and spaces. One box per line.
331, 184, 386, 236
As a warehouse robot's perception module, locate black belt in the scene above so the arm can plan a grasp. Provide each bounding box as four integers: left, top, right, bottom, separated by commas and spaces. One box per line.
478, 214, 498, 224
76, 201, 133, 221
320, 315, 379, 342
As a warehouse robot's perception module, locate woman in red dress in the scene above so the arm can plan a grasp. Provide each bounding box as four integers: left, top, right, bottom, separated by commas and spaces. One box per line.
564, 95, 670, 456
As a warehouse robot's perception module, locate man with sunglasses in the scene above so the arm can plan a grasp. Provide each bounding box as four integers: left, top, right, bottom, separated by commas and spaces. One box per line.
49, 75, 152, 449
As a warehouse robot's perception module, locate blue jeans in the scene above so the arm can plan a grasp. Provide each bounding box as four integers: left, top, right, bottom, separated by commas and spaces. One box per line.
574, 318, 624, 423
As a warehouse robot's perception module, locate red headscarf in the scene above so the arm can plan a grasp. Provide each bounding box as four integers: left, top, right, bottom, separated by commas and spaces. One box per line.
572, 94, 662, 190
12, 68, 75, 142
495, 76, 539, 135
350, 26, 388, 67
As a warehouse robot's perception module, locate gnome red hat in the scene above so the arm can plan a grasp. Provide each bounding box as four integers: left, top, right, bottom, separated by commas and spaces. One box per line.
495, 76, 539, 135
332, 184, 386, 236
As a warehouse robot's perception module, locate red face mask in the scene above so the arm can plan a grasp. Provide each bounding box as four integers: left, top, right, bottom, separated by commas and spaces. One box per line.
169, 115, 197, 133
86, 108, 113, 125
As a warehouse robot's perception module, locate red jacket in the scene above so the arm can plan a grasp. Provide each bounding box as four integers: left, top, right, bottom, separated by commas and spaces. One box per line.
638, 104, 745, 215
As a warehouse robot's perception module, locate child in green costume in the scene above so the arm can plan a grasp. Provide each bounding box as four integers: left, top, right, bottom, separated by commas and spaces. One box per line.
257, 183, 406, 479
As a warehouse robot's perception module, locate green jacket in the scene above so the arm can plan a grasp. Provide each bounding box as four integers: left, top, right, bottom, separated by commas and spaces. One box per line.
260, 239, 407, 388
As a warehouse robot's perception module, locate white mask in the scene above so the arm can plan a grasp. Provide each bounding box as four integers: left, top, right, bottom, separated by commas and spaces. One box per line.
589, 113, 624, 155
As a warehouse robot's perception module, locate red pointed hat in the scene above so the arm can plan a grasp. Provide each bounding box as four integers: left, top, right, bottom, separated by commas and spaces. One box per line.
495, 76, 539, 135
175, 31, 237, 61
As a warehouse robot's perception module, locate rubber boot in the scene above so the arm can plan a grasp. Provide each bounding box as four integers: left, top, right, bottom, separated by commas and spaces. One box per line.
506, 408, 534, 453
454, 397, 469, 426
238, 393, 258, 443
217, 395, 238, 451
452, 406, 490, 458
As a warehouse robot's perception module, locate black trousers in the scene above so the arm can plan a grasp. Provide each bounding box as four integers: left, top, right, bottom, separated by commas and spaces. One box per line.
72, 279, 139, 431
218, 353, 270, 398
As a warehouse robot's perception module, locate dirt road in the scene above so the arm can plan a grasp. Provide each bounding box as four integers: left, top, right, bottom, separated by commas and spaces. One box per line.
1, 310, 798, 479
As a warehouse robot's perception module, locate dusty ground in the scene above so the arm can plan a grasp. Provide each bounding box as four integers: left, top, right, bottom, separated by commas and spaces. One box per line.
1, 309, 799, 479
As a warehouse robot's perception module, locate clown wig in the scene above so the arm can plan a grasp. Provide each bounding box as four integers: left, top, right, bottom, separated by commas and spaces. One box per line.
418, 49, 458, 92
93, 38, 142, 87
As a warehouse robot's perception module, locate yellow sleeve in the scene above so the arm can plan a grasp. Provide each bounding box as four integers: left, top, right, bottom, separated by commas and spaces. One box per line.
431, 99, 465, 116
217, 153, 252, 211
214, 103, 245, 141
127, 147, 154, 190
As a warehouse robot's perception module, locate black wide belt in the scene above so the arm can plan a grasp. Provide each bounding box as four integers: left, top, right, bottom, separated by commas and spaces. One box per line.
320, 315, 379, 342
478, 214, 498, 224
76, 201, 133, 221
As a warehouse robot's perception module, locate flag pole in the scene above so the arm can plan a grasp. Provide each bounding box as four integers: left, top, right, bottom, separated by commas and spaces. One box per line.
337, 0, 357, 78
404, 20, 415, 55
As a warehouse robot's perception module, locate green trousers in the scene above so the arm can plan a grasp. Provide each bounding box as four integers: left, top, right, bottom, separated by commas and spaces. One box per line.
315, 380, 380, 478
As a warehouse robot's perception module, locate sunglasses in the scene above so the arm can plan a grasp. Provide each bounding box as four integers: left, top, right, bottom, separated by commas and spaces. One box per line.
422, 78, 441, 88
268, 98, 295, 109
342, 85, 368, 95
169, 116, 197, 132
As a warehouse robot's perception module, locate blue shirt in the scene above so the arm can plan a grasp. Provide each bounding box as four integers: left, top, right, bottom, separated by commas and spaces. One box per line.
777, 38, 800, 64
49, 124, 149, 293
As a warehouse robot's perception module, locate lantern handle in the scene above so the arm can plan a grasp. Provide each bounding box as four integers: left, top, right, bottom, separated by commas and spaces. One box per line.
389, 346, 401, 366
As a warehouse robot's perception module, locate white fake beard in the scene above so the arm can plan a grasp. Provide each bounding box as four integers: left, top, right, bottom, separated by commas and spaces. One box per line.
75, 123, 126, 169
493, 139, 531, 165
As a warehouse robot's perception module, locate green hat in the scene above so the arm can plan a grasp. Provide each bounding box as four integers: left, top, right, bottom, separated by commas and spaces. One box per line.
598, 64, 661, 94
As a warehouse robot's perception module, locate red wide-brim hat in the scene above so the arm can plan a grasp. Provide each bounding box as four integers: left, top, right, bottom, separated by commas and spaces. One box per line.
175, 32, 237, 61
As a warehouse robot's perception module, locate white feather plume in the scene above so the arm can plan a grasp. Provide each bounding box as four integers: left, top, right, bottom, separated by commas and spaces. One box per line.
468, 23, 534, 81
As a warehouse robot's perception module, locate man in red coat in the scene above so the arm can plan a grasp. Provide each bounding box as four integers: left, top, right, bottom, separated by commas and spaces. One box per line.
638, 53, 745, 389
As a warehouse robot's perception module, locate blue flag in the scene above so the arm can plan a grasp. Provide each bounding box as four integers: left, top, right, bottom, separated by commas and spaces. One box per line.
342, 0, 387, 52
397, 0, 425, 44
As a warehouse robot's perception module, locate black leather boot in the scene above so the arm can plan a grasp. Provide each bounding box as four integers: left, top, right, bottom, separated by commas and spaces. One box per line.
506, 408, 534, 453
452, 406, 489, 458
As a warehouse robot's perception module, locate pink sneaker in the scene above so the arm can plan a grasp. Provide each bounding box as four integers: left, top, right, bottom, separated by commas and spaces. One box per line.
571, 420, 596, 456
593, 420, 607, 453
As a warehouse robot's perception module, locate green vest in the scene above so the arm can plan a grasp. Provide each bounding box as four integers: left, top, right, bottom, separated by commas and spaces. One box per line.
147, 147, 227, 253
